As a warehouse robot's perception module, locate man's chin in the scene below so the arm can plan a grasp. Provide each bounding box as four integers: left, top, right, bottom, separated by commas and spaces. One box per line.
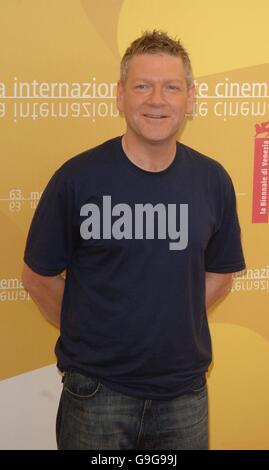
139, 132, 177, 145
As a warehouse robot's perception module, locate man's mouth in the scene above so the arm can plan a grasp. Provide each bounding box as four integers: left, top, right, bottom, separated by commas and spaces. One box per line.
143, 113, 168, 119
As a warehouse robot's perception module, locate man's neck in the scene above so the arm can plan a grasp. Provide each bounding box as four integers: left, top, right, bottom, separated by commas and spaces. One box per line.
121, 134, 177, 172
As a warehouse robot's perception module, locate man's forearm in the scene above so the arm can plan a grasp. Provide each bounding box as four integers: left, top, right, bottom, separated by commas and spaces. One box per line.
205, 272, 233, 310
24, 275, 65, 328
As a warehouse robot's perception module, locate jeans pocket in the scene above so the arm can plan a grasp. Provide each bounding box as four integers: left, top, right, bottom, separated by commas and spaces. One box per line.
63, 370, 102, 399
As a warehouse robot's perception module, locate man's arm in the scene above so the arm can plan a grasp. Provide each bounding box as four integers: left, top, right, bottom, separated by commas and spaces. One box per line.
21, 262, 65, 328
205, 272, 233, 310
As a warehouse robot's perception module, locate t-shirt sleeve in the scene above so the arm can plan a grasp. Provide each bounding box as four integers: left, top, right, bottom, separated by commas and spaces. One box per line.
23, 168, 76, 276
204, 165, 246, 273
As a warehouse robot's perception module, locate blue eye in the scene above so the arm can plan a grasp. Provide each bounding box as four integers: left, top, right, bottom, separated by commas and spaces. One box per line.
167, 85, 179, 91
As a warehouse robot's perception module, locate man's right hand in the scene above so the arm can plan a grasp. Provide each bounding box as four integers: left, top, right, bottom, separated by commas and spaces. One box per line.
21, 263, 65, 328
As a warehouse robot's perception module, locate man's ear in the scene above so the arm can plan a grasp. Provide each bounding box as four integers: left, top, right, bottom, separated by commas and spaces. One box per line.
116, 80, 125, 113
186, 83, 196, 116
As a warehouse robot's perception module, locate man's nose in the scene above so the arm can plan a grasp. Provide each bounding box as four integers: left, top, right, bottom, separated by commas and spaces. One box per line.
147, 85, 165, 105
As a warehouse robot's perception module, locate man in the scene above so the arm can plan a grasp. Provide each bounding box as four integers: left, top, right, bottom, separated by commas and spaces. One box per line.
21, 30, 246, 450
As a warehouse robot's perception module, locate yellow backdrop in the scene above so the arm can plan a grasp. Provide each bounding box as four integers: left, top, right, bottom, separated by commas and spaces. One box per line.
0, 0, 268, 450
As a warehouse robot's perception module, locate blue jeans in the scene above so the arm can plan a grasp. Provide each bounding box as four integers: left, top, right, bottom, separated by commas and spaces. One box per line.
56, 370, 208, 450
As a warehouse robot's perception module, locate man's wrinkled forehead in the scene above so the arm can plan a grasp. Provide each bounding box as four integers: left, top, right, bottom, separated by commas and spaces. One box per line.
125, 53, 186, 78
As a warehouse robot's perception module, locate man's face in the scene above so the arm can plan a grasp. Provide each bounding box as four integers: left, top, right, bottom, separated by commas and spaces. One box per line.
117, 53, 195, 146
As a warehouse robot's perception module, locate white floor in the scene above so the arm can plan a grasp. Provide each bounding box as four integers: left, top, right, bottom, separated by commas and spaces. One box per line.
0, 364, 62, 450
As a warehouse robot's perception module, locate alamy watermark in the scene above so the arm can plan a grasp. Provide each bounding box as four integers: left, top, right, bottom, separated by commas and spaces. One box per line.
80, 196, 188, 251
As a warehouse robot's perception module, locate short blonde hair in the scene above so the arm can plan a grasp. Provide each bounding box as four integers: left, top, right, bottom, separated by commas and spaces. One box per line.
120, 29, 193, 88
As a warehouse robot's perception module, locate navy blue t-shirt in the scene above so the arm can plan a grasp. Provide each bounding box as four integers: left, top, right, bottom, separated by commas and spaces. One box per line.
24, 136, 246, 399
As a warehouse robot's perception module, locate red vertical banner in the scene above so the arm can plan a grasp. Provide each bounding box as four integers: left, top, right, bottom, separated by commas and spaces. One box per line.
252, 123, 269, 223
